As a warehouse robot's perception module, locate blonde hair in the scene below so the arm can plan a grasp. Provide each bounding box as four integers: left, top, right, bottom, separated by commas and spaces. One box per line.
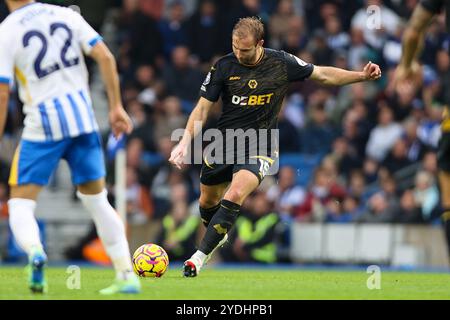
232, 16, 264, 43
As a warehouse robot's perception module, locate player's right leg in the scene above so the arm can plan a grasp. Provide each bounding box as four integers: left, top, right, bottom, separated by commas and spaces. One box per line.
77, 178, 140, 294
7, 139, 66, 293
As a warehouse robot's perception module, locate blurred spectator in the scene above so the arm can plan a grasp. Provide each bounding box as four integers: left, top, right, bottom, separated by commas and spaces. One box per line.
329, 137, 363, 179
421, 151, 438, 176
162, 46, 205, 108
268, 0, 298, 50
118, 0, 164, 69
133, 65, 163, 108
435, 49, 450, 105
417, 104, 444, 149
355, 192, 399, 223
420, 19, 448, 68
277, 108, 301, 153
366, 105, 404, 161
351, 0, 401, 50
294, 166, 346, 222
140, 0, 165, 21
348, 170, 370, 200
280, 16, 308, 55
382, 23, 404, 69
158, 1, 189, 59
305, 29, 334, 66
341, 108, 370, 158
187, 0, 223, 63
362, 157, 380, 185
266, 166, 306, 220
379, 175, 399, 201
413, 170, 440, 222
387, 77, 421, 122
347, 28, 370, 71
325, 195, 362, 223
126, 100, 157, 184
282, 93, 306, 130
394, 189, 424, 223
402, 117, 429, 162
381, 138, 413, 174
154, 96, 188, 142
300, 103, 339, 154
325, 15, 351, 52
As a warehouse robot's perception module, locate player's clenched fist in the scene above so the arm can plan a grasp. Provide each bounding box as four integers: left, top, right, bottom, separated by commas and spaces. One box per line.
363, 61, 382, 81
169, 142, 189, 170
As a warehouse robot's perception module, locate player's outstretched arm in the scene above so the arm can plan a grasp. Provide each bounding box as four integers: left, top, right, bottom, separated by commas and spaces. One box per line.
90, 42, 133, 138
309, 62, 381, 86
169, 97, 215, 170
0, 83, 9, 141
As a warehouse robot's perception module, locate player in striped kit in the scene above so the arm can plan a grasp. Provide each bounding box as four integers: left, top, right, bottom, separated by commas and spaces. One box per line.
0, 0, 140, 295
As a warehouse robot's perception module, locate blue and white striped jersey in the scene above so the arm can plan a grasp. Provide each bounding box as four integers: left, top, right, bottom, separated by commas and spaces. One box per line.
0, 2, 101, 141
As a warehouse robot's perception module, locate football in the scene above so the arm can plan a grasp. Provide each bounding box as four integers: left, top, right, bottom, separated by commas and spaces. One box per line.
132, 243, 169, 278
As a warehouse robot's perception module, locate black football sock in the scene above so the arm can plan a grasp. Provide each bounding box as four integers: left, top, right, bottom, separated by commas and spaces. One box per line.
198, 200, 240, 255
199, 203, 221, 228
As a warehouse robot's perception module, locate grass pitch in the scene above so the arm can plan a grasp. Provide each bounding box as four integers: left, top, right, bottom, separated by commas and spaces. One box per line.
0, 265, 450, 300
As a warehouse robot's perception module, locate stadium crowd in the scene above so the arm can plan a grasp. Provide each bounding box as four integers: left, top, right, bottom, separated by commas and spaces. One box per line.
0, 0, 447, 263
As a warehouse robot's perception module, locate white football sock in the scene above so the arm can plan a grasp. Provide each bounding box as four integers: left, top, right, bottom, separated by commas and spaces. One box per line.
77, 189, 134, 280
8, 198, 44, 255
192, 250, 207, 264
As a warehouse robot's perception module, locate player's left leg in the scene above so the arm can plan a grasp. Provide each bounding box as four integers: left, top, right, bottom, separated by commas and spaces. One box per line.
77, 179, 140, 294
67, 133, 139, 294
184, 170, 259, 277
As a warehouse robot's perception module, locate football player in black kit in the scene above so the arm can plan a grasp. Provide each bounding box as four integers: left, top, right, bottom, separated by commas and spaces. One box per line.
395, 0, 450, 258
169, 17, 381, 277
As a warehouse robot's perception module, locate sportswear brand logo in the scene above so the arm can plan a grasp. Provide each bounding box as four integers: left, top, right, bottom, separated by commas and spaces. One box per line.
229, 76, 241, 80
248, 79, 258, 89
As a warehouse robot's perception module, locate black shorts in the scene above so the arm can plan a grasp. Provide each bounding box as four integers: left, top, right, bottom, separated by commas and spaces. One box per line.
438, 130, 450, 172
199, 155, 276, 186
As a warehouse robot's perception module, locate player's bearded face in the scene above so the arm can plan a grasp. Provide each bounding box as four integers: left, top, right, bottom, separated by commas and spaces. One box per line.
232, 35, 260, 65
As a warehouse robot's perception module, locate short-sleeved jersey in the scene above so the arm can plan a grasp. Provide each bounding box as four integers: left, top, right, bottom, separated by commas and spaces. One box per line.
200, 48, 314, 133
421, 0, 450, 33
0, 2, 102, 142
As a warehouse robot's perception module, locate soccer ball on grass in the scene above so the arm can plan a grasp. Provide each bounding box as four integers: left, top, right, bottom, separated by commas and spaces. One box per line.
132, 243, 169, 277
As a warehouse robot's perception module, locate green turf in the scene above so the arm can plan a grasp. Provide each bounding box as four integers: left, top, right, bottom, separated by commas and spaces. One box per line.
0, 266, 449, 300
